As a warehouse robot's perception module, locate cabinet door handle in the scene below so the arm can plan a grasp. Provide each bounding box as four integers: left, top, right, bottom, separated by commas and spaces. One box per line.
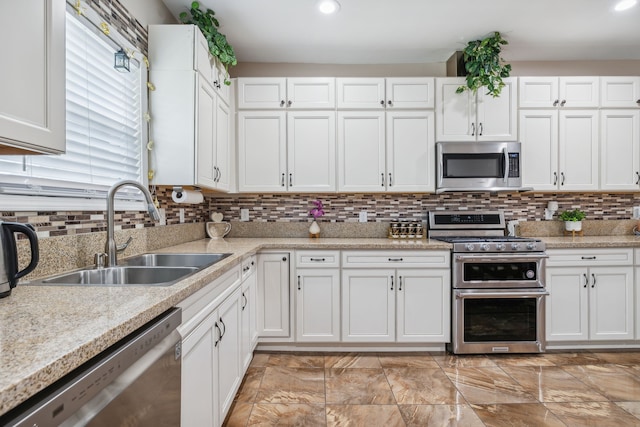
280, 100, 285, 107
381, 172, 385, 187
637, 99, 640, 105
388, 172, 393, 187
398, 276, 403, 291
241, 292, 247, 310
560, 172, 565, 186
583, 273, 588, 288
282, 257, 287, 262
289, 173, 293, 187
310, 258, 326, 262
636, 171, 640, 185
553, 99, 559, 107
390, 276, 394, 291
581, 256, 596, 260
297, 275, 301, 290
281, 173, 285, 187
219, 317, 226, 340
287, 100, 292, 106
560, 99, 567, 107
553, 172, 558, 185
471, 123, 476, 136
214, 322, 221, 346
478, 122, 483, 136
387, 100, 393, 106
591, 273, 596, 288
380, 100, 385, 106
388, 258, 403, 262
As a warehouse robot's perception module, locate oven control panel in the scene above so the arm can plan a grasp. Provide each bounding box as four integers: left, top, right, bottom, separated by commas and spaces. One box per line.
453, 239, 545, 253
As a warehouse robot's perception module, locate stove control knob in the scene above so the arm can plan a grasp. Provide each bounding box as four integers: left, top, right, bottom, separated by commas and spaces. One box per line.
526, 242, 537, 250
496, 243, 506, 251
480, 243, 490, 251
526, 270, 536, 279
465, 243, 475, 251
511, 243, 520, 250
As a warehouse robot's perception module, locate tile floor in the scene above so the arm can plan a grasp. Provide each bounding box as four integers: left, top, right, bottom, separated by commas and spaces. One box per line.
223, 350, 640, 426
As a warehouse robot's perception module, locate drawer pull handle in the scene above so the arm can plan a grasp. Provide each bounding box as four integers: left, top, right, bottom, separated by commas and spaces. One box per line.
310, 258, 326, 262
581, 256, 596, 260
388, 258, 403, 262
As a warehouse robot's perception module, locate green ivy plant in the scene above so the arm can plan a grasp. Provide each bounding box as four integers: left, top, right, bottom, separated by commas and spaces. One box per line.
559, 209, 586, 222
456, 31, 512, 98
179, 1, 237, 85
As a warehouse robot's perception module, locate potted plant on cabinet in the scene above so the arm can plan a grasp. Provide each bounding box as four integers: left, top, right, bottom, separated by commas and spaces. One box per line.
559, 208, 586, 232
455, 31, 512, 98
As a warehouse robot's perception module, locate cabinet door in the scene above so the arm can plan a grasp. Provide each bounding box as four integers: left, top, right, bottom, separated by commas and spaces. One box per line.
237, 111, 287, 192
600, 76, 640, 108
600, 110, 640, 191
386, 110, 435, 192
181, 313, 218, 427
336, 78, 386, 109
257, 253, 290, 337
476, 77, 517, 141
196, 77, 217, 188
386, 78, 435, 109
287, 78, 335, 109
559, 77, 600, 108
240, 271, 257, 372
589, 266, 634, 341
337, 111, 386, 192
217, 289, 242, 422
0, 0, 65, 154
558, 110, 599, 190
287, 111, 336, 192
546, 267, 588, 341
237, 77, 287, 109
213, 98, 231, 190
341, 269, 395, 342
435, 78, 476, 142
519, 110, 559, 190
519, 77, 559, 108
296, 269, 341, 342
397, 268, 450, 343
636, 267, 640, 340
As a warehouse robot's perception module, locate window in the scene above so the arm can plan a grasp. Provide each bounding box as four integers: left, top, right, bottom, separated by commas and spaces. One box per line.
0, 11, 146, 209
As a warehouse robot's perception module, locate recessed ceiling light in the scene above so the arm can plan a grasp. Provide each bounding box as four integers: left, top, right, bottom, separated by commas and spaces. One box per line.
615, 0, 637, 11
317, 0, 340, 14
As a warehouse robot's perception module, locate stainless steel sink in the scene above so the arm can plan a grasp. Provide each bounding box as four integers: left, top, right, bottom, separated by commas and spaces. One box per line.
120, 253, 232, 268
34, 266, 199, 287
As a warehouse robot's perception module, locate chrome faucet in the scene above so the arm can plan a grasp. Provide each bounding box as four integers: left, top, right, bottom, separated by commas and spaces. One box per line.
105, 180, 160, 267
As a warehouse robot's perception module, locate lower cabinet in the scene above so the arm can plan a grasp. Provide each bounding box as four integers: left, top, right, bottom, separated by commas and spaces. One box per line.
240, 256, 258, 371
217, 288, 242, 420
257, 252, 291, 338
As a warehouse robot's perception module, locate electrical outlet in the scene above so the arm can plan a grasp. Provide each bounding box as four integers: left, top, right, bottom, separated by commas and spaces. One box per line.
240, 208, 250, 221
634, 206, 640, 219
359, 210, 368, 222
179, 208, 185, 224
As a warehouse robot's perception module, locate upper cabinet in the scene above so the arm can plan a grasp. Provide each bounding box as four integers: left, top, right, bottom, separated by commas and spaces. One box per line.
336, 78, 434, 109
435, 77, 517, 142
519, 77, 599, 108
237, 78, 335, 109
0, 0, 65, 154
600, 77, 640, 108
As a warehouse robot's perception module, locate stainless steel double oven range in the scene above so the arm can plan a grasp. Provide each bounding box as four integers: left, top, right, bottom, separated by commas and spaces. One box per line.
428, 211, 548, 354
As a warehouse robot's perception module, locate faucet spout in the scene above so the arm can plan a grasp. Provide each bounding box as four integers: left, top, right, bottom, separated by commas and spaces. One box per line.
106, 180, 160, 267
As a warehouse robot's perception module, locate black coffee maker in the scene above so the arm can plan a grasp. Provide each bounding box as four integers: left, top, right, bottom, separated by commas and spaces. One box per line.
0, 221, 39, 298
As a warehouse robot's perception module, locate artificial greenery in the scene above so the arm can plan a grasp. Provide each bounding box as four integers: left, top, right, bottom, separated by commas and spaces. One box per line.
456, 31, 512, 98
179, 1, 237, 85
559, 209, 587, 222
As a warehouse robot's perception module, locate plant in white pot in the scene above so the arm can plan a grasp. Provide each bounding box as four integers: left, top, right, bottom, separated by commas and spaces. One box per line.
559, 209, 586, 231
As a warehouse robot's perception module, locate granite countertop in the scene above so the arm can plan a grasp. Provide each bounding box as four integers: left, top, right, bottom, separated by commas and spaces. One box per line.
2, 234, 639, 416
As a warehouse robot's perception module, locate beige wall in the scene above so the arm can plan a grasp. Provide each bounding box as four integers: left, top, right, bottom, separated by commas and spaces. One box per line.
119, 0, 177, 27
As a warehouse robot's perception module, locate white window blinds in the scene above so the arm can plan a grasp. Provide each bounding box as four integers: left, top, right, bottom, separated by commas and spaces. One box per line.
0, 11, 143, 200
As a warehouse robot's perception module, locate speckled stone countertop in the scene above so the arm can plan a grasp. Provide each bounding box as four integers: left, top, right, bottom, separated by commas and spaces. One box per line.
0, 237, 449, 416
538, 235, 640, 248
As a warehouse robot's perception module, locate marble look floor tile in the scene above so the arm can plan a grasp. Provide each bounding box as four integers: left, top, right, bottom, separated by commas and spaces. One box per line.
325, 368, 395, 405
248, 403, 326, 426
224, 402, 253, 427
615, 401, 640, 419
384, 367, 463, 405
249, 352, 270, 368
378, 352, 440, 369
443, 366, 538, 404
326, 405, 404, 427
432, 354, 498, 369
234, 367, 265, 403
561, 364, 640, 401
542, 351, 609, 366
489, 354, 556, 367
501, 365, 608, 403
592, 351, 640, 365
255, 367, 325, 404
471, 403, 566, 427
324, 352, 382, 369
545, 401, 640, 427
398, 404, 485, 427
265, 353, 325, 368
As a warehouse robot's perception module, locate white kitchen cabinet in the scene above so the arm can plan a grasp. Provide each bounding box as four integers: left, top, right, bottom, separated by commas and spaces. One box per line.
237, 77, 335, 109
237, 110, 336, 192
520, 109, 599, 191
546, 249, 634, 343
600, 110, 640, 191
295, 251, 341, 342
257, 252, 291, 338
240, 256, 257, 372
217, 287, 242, 421
336, 78, 434, 109
0, 0, 65, 154
337, 110, 435, 192
600, 77, 640, 108
149, 25, 231, 191
435, 77, 517, 142
519, 77, 599, 108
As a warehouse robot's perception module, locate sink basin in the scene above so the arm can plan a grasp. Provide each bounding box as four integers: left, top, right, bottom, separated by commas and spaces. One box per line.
35, 266, 199, 287
120, 253, 232, 268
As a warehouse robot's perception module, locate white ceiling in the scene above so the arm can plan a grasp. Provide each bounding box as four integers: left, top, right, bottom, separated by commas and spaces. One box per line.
161, 0, 640, 64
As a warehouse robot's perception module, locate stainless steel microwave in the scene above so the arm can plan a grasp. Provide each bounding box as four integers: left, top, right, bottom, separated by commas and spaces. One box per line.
436, 141, 530, 193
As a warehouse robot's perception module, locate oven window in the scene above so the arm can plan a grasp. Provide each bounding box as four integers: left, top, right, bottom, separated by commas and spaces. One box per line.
443, 153, 503, 178
464, 298, 537, 342
464, 262, 537, 281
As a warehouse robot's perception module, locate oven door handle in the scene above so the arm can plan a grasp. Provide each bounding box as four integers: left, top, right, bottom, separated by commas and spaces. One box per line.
455, 290, 549, 299
454, 254, 548, 262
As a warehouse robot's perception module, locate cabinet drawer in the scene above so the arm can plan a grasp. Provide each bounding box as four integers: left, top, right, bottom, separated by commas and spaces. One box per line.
342, 250, 450, 268
546, 248, 633, 267
296, 250, 340, 268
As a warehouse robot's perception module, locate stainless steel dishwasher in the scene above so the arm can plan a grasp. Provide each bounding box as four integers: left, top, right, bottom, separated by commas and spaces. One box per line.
0, 308, 182, 427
